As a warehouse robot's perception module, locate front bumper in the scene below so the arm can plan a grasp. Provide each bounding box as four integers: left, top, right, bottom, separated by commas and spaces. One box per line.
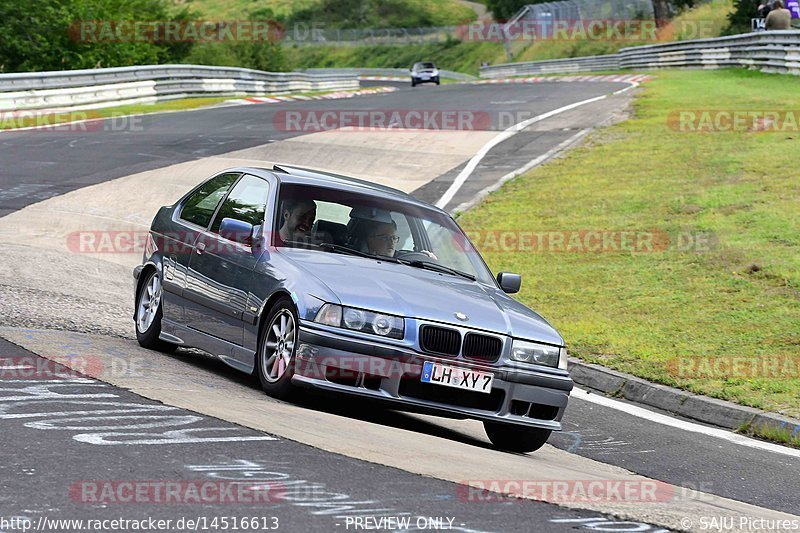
412, 76, 439, 84
293, 323, 572, 430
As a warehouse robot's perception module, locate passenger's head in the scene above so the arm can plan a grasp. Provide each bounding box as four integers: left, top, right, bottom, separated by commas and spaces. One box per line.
280, 198, 317, 241
365, 220, 399, 257
774, 0, 783, 7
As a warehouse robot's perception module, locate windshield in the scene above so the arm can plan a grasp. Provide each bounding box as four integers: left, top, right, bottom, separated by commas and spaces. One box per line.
274, 184, 494, 284
415, 62, 435, 70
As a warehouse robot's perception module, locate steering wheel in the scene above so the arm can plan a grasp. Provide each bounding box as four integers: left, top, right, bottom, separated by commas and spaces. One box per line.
396, 251, 437, 262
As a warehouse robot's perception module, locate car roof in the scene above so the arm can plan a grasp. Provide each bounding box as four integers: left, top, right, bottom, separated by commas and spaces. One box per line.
228, 165, 447, 214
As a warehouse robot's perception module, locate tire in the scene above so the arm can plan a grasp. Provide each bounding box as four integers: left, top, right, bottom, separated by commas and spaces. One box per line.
411, 80, 417, 87
135, 269, 175, 352
435, 80, 440, 85
483, 421, 551, 453
256, 297, 299, 400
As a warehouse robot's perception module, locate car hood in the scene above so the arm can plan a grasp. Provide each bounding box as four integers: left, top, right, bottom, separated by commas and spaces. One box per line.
282, 250, 563, 345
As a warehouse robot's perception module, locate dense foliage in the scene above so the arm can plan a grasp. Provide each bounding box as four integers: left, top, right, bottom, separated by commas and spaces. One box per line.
0, 0, 192, 72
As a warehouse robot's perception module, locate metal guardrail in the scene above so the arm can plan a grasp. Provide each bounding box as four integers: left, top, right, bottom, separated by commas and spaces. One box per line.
302, 67, 476, 81
0, 65, 359, 111
618, 30, 800, 73
479, 30, 800, 77
480, 54, 620, 77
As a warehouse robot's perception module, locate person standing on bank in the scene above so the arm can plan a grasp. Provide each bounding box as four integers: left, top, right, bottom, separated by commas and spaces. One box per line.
765, 0, 792, 29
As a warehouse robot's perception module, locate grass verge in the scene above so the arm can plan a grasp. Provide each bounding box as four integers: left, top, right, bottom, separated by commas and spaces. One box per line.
284, 41, 506, 76
457, 69, 800, 418
739, 423, 800, 448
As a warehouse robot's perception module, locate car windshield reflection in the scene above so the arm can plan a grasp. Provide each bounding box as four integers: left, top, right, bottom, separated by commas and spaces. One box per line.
274, 184, 492, 284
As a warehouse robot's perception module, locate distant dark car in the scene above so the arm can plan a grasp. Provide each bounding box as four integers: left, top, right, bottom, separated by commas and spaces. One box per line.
133, 165, 572, 453
410, 62, 440, 87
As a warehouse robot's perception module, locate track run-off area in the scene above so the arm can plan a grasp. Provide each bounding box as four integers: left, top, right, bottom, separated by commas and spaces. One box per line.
1, 77, 798, 533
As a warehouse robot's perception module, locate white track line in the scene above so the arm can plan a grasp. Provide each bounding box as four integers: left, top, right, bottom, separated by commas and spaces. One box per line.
574, 387, 800, 459
435, 81, 639, 209
451, 128, 590, 214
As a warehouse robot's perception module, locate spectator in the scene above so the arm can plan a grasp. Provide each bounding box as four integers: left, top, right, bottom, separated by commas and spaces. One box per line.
765, 0, 792, 28
757, 0, 772, 18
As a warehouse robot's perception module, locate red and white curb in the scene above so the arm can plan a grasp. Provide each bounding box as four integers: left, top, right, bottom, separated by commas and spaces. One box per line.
224, 86, 397, 106
358, 76, 409, 82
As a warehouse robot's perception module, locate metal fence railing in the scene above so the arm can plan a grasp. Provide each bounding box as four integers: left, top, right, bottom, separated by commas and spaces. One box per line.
0, 65, 359, 111
302, 67, 476, 81
480, 30, 800, 77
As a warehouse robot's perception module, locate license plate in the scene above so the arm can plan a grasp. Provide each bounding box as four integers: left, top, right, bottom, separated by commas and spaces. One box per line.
420, 74, 430, 79
421, 361, 493, 394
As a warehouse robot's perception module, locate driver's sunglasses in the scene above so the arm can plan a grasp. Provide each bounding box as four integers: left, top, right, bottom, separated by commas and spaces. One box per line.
371, 234, 400, 244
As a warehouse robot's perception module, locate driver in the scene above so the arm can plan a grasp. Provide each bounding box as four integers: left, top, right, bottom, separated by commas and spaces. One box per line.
277, 198, 317, 246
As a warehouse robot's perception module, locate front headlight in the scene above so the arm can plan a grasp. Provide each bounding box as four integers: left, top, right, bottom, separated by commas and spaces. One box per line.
315, 304, 404, 339
511, 340, 567, 370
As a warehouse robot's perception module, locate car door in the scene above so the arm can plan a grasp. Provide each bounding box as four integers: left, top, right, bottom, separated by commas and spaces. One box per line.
163, 171, 240, 325
183, 174, 271, 345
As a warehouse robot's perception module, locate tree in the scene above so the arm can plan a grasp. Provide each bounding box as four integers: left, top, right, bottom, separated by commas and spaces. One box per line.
725, 0, 760, 34
0, 0, 193, 72
486, 0, 532, 21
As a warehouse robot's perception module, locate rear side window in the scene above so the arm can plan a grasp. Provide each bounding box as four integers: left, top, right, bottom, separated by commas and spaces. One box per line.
179, 172, 240, 228
210, 174, 270, 234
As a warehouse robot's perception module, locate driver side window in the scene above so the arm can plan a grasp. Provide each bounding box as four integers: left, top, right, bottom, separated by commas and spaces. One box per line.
209, 174, 270, 235
179, 172, 240, 228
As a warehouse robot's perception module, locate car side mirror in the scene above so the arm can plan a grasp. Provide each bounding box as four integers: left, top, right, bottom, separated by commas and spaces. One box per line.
497, 272, 521, 294
219, 218, 254, 246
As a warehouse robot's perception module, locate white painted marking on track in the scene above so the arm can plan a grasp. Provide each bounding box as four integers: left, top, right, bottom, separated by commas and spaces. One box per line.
435, 80, 639, 209
573, 387, 800, 459
451, 128, 590, 214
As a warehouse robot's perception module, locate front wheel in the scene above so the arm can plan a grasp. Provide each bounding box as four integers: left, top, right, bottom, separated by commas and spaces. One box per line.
135, 269, 175, 352
483, 421, 551, 453
256, 297, 299, 400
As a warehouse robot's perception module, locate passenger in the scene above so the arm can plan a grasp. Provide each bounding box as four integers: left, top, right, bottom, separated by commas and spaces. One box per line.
358, 219, 437, 260
277, 198, 317, 246
364, 221, 400, 257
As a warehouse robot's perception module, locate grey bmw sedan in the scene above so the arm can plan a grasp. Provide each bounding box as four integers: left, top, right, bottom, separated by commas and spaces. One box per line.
133, 165, 572, 453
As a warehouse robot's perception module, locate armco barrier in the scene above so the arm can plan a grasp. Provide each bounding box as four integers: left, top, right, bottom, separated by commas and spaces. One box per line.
479, 54, 620, 77
0, 64, 359, 111
302, 67, 476, 81
479, 30, 800, 77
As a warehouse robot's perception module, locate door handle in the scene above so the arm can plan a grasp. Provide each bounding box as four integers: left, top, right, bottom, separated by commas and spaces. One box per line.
196, 242, 206, 255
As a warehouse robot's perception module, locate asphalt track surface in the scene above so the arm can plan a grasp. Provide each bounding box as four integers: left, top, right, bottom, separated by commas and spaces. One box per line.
0, 80, 623, 216
1, 79, 797, 531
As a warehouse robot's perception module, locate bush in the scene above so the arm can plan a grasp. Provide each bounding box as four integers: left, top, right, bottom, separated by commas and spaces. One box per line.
0, 0, 193, 72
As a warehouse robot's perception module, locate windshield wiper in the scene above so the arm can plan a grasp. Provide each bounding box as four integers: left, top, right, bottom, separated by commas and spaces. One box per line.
319, 243, 400, 262
398, 259, 476, 281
